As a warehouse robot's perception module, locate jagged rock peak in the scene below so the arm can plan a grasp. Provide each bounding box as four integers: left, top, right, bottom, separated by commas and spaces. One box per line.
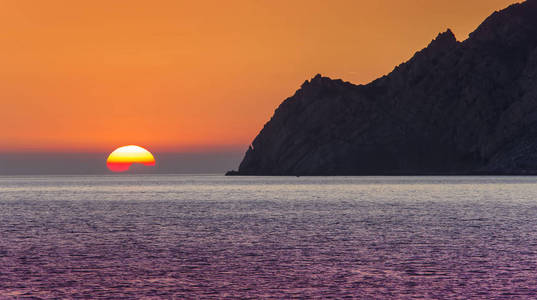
434, 29, 456, 43
301, 74, 347, 89
310, 73, 324, 84
426, 28, 458, 50
301, 74, 322, 87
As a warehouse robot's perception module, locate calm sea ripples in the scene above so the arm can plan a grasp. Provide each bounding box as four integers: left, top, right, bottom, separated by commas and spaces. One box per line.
1, 175, 537, 298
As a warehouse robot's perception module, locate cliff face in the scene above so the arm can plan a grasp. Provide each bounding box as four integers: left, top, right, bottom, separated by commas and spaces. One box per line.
230, 0, 537, 175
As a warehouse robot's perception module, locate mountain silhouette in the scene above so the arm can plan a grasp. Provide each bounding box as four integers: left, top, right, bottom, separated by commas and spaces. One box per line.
228, 0, 537, 175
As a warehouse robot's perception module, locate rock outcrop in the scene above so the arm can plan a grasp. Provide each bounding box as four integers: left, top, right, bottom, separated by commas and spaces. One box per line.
228, 0, 537, 175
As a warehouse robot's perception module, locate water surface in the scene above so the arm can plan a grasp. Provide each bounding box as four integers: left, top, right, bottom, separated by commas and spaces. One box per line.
1, 175, 537, 298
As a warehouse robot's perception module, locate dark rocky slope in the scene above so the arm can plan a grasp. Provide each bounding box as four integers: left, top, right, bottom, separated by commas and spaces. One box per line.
228, 0, 537, 175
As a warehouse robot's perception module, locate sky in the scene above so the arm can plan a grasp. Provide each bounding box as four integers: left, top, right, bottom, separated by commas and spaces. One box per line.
0, 0, 521, 173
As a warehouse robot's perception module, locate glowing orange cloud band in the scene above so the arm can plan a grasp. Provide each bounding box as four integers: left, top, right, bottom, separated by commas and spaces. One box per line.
106, 145, 156, 172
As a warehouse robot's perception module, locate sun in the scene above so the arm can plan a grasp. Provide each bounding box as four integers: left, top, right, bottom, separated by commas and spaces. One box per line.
106, 145, 156, 172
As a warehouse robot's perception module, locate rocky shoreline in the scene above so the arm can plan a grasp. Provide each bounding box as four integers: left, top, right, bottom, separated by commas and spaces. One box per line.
229, 0, 537, 176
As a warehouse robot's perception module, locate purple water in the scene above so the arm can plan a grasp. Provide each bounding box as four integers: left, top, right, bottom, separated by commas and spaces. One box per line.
1, 175, 537, 298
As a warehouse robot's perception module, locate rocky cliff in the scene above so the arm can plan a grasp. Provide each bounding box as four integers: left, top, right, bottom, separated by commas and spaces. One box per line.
228, 0, 537, 175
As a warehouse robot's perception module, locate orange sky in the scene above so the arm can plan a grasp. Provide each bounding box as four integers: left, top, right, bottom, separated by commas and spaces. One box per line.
0, 0, 520, 152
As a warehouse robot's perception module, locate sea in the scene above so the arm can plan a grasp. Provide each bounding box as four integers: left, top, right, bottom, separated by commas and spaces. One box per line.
1, 175, 537, 298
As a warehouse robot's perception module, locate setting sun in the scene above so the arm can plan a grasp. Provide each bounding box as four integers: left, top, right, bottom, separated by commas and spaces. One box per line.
106, 145, 156, 172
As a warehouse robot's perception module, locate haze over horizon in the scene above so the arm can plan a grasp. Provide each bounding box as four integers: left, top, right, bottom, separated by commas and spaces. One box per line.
0, 0, 522, 173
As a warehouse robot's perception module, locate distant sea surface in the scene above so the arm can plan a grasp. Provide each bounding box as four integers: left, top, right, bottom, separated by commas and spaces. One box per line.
1, 175, 537, 298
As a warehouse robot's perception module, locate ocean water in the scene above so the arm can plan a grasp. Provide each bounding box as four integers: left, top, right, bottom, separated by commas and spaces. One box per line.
1, 175, 537, 298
